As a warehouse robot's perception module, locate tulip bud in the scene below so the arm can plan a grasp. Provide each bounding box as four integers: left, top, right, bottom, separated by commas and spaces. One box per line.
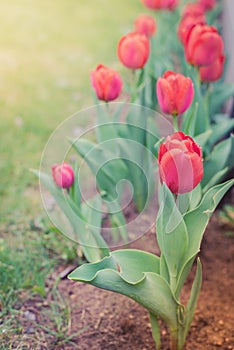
156, 71, 194, 116
199, 54, 225, 82
91, 64, 122, 102
158, 132, 203, 194
51, 163, 74, 189
181, 2, 205, 18
177, 14, 206, 45
185, 24, 224, 67
142, 0, 179, 10
134, 14, 157, 37
198, 0, 216, 11
117, 32, 150, 69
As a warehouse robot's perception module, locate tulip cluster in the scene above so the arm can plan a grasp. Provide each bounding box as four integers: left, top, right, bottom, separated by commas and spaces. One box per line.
35, 2, 234, 350
178, 1, 225, 83
142, 0, 179, 11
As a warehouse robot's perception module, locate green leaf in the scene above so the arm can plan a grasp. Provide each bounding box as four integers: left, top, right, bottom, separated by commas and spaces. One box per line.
118, 137, 155, 212
177, 184, 202, 214
94, 103, 118, 146
81, 196, 110, 259
71, 162, 81, 208
111, 249, 160, 282
149, 313, 161, 350
194, 130, 212, 149
71, 139, 128, 199
202, 136, 234, 187
184, 180, 234, 261
156, 185, 188, 289
175, 253, 197, 298
69, 251, 180, 328
207, 118, 234, 148
182, 102, 198, 137
182, 259, 202, 344
107, 200, 128, 243
209, 83, 234, 116
203, 168, 228, 193
32, 170, 108, 262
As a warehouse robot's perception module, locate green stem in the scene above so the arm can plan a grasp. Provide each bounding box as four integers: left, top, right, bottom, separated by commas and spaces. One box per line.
172, 116, 179, 131
130, 69, 137, 102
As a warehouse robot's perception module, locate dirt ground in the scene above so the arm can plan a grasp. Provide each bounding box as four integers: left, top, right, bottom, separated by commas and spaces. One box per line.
14, 210, 234, 350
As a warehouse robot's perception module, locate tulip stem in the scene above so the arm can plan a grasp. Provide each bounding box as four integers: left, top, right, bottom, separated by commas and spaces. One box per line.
172, 116, 179, 132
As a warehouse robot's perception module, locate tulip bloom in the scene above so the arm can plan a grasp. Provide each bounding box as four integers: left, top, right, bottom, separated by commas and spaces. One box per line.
181, 2, 205, 18
177, 14, 206, 45
158, 132, 203, 194
134, 14, 157, 38
199, 54, 225, 82
142, 0, 179, 10
52, 163, 74, 189
117, 32, 150, 69
185, 24, 224, 67
156, 71, 194, 116
91, 64, 122, 102
198, 0, 216, 11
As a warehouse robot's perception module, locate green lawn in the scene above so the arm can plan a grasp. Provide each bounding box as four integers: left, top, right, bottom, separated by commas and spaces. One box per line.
0, 1, 143, 345
0, 0, 143, 219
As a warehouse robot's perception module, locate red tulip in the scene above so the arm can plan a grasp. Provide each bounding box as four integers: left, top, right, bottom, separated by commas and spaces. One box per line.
156, 71, 194, 116
142, 0, 179, 10
158, 132, 203, 194
91, 64, 122, 102
178, 14, 206, 45
117, 32, 150, 69
52, 163, 74, 189
185, 24, 224, 67
198, 0, 216, 11
134, 14, 157, 37
199, 54, 225, 82
181, 2, 205, 18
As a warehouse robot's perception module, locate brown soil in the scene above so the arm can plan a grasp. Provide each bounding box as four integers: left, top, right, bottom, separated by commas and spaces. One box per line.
14, 212, 234, 350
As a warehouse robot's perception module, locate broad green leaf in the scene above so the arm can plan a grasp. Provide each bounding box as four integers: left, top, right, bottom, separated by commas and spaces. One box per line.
175, 253, 197, 298
33, 170, 108, 262
209, 83, 234, 116
81, 196, 110, 259
202, 136, 234, 187
182, 102, 198, 137
182, 259, 202, 345
207, 118, 234, 148
203, 168, 228, 193
118, 137, 155, 212
71, 139, 128, 199
177, 184, 202, 214
94, 102, 118, 146
156, 185, 188, 288
69, 252, 180, 328
111, 249, 160, 282
71, 162, 81, 208
150, 313, 161, 350
184, 180, 234, 261
194, 130, 212, 149
160, 254, 170, 284
107, 200, 128, 243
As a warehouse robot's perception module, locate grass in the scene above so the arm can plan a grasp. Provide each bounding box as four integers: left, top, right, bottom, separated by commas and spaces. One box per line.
0, 0, 142, 347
